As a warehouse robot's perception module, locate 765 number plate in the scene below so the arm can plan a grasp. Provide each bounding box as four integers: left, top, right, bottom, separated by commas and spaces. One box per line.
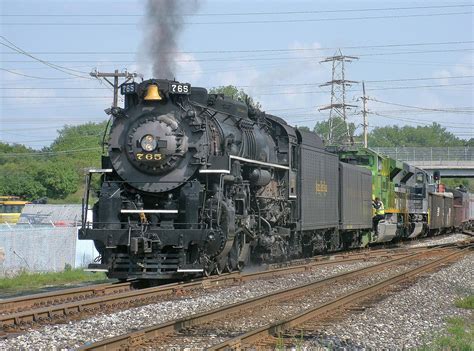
169, 82, 191, 95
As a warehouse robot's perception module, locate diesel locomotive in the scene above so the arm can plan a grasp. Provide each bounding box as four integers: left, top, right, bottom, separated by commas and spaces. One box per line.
79, 79, 472, 281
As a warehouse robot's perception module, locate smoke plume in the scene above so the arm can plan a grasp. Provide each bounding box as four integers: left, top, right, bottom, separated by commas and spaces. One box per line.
145, 0, 200, 79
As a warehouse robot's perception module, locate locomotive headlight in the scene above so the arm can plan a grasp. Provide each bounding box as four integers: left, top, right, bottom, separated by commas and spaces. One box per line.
140, 134, 157, 152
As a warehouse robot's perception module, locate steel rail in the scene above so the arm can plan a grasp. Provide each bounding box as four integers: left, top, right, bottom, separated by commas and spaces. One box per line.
77, 247, 454, 350
0, 249, 406, 330
210, 247, 471, 349
0, 281, 133, 315
0, 234, 457, 317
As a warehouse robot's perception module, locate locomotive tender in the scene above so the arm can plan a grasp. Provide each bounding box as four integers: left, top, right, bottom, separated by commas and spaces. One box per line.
79, 79, 472, 281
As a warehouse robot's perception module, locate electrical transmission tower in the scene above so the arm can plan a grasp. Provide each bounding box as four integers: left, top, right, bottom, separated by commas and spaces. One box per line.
319, 50, 358, 145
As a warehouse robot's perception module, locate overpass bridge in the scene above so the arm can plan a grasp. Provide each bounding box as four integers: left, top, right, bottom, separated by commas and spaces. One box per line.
372, 147, 474, 178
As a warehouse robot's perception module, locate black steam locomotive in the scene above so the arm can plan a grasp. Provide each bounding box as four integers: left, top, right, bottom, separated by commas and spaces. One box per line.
79, 79, 469, 281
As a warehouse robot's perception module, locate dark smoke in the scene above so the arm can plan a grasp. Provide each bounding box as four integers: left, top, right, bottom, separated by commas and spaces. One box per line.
145, 0, 200, 79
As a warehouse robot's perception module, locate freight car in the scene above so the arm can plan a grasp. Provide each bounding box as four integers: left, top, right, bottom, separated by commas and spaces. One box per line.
79, 79, 471, 281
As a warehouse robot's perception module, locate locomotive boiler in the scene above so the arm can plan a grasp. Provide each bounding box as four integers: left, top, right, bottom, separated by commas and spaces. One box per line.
80, 79, 308, 280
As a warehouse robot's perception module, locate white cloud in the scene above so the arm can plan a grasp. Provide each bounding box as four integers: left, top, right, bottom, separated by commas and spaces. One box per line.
197, 41, 332, 127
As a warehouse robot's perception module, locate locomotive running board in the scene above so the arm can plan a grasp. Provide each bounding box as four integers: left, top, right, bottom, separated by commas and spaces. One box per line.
176, 268, 204, 272
121, 209, 178, 214
88, 168, 113, 173
84, 268, 109, 272
199, 169, 231, 174
85, 263, 109, 272
230, 155, 290, 170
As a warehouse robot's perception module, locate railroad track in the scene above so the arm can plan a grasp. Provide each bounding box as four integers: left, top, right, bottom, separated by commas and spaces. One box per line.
0, 248, 413, 332
76, 244, 471, 350
0, 281, 133, 316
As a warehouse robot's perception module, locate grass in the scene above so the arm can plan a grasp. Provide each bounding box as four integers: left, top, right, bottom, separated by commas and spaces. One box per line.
47, 188, 84, 204
455, 295, 474, 310
0, 267, 107, 293
419, 295, 474, 351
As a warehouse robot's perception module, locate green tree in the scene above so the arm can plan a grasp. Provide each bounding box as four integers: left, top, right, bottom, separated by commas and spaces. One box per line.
0, 142, 34, 165
48, 122, 106, 170
209, 85, 262, 109
367, 123, 464, 147
0, 122, 106, 201
0, 162, 46, 199
37, 161, 79, 199
313, 116, 357, 145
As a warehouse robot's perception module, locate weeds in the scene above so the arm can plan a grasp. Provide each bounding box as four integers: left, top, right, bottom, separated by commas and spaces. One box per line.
0, 268, 107, 292
455, 295, 474, 310
419, 295, 474, 350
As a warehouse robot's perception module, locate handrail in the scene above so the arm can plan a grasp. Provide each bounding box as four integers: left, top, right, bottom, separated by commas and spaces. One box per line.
373, 147, 473, 162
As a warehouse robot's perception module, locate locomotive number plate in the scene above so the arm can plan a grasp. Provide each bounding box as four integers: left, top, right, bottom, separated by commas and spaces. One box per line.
136, 153, 163, 161
121, 82, 137, 95
169, 82, 191, 95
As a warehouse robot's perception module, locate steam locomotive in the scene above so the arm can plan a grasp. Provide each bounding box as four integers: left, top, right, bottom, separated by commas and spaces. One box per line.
79, 79, 473, 281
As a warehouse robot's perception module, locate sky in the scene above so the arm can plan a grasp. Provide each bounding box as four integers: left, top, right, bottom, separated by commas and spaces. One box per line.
0, 0, 473, 149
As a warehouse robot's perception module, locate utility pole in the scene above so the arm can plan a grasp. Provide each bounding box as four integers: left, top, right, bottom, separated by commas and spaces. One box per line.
90, 69, 141, 107
362, 81, 369, 148
318, 50, 358, 145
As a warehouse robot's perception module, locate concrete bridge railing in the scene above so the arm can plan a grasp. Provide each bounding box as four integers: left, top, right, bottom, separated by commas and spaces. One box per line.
372, 147, 474, 177
372, 147, 473, 163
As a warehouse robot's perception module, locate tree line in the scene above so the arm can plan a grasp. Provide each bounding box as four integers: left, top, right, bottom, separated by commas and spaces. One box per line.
0, 86, 471, 201
0, 122, 106, 202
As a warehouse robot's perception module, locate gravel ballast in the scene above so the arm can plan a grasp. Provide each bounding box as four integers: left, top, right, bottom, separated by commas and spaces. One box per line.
303, 252, 473, 350
0, 261, 377, 350
403, 233, 470, 248
0, 237, 470, 350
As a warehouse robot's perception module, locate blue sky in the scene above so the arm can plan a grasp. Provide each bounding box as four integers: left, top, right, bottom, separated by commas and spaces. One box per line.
1, 0, 473, 149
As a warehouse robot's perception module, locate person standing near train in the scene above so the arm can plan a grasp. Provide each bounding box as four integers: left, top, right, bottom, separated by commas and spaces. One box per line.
372, 197, 385, 236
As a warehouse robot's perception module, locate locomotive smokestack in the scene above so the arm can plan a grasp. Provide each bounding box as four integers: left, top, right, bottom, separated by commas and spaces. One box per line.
145, 0, 200, 79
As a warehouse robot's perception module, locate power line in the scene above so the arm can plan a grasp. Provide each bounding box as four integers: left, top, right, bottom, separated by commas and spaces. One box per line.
0, 87, 109, 90
0, 96, 111, 99
283, 113, 471, 131
0, 68, 81, 80
371, 109, 473, 117
0, 132, 104, 144
0, 123, 105, 131
2, 4, 472, 17
3, 48, 472, 64
1, 40, 472, 55
1, 82, 471, 99
2, 11, 471, 25
4, 75, 472, 90
365, 82, 473, 91
255, 82, 474, 95
0, 36, 92, 79
372, 112, 472, 129
237, 75, 474, 88
366, 75, 474, 83
369, 98, 474, 112
272, 110, 472, 119
0, 147, 102, 157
